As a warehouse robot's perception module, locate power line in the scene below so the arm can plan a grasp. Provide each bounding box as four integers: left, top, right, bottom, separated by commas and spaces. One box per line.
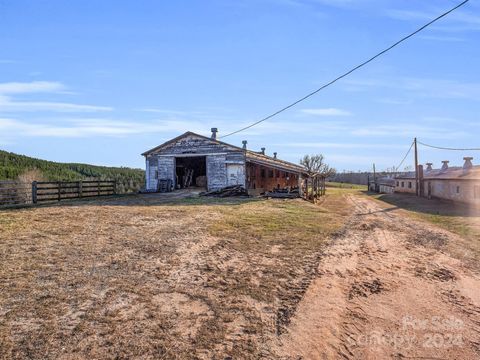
220, 0, 471, 139
417, 140, 480, 151
395, 140, 415, 172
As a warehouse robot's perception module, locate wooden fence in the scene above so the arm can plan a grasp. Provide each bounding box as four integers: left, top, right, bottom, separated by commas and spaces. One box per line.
0, 181, 33, 206
0, 180, 116, 207
33, 181, 116, 203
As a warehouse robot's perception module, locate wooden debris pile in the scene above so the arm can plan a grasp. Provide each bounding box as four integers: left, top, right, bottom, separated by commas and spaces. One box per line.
200, 185, 248, 197
264, 187, 300, 199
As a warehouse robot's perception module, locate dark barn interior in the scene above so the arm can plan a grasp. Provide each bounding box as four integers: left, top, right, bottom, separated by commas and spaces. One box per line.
175, 156, 207, 189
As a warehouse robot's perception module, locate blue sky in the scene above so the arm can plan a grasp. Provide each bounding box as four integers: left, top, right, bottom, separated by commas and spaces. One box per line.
0, 0, 479, 171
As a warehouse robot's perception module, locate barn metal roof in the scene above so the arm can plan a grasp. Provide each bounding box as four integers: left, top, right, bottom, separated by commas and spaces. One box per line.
394, 166, 480, 181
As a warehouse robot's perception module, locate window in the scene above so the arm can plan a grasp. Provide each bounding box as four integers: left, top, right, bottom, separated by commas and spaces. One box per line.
260, 169, 266, 178
268, 170, 274, 178
396, 181, 399, 186
155, 170, 158, 179
408, 182, 412, 189
401, 181, 404, 187
456, 186, 460, 194
474, 185, 480, 199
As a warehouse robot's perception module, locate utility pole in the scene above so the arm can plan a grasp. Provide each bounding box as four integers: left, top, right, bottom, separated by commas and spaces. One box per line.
414, 137, 419, 196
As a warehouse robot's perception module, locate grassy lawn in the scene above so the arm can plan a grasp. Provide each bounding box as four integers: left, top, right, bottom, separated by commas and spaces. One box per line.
0, 190, 352, 359
326, 181, 367, 190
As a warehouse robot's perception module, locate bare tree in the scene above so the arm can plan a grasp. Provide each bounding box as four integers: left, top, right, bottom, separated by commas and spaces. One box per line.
300, 154, 336, 177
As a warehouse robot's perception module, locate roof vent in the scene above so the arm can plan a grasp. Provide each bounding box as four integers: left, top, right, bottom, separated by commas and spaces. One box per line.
441, 160, 449, 171
211, 128, 218, 140
261, 147, 265, 155
463, 157, 473, 171
242, 140, 247, 150
273, 152, 277, 159
426, 163, 433, 171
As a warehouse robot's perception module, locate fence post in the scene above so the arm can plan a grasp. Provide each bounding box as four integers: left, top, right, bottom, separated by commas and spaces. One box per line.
79, 181, 83, 198
113, 181, 117, 195
98, 180, 101, 196
32, 181, 37, 204
58, 181, 61, 201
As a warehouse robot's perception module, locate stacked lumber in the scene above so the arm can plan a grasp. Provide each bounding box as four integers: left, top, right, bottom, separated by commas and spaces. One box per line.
200, 185, 248, 197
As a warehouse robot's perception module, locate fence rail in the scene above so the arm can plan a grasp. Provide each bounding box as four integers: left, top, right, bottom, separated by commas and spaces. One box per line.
0, 181, 33, 206
0, 180, 116, 207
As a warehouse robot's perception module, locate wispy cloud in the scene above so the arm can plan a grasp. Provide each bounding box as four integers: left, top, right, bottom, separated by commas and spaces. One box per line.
343, 77, 480, 101
0, 96, 113, 113
280, 142, 407, 150
135, 108, 207, 116
282, 0, 370, 9
0, 118, 211, 138
0, 81, 113, 113
0, 59, 18, 64
386, 7, 480, 32
418, 35, 466, 42
329, 153, 398, 165
0, 81, 65, 94
300, 108, 352, 116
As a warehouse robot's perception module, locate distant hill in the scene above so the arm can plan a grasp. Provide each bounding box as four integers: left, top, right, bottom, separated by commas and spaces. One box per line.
0, 150, 145, 193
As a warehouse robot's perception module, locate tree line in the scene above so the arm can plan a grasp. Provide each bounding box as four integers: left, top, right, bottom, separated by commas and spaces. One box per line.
0, 150, 145, 193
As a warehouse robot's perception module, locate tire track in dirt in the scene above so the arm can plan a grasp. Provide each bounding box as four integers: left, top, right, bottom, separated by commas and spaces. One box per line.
275, 194, 480, 359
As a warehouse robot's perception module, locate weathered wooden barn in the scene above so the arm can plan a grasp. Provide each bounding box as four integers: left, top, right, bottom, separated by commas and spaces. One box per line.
142, 128, 307, 195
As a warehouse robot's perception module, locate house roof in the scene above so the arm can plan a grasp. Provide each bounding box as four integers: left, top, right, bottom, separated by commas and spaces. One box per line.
394, 166, 480, 181
142, 131, 307, 174
423, 166, 480, 180
375, 177, 395, 186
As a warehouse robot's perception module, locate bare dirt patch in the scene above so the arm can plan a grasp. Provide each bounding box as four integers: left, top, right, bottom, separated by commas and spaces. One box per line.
0, 192, 350, 359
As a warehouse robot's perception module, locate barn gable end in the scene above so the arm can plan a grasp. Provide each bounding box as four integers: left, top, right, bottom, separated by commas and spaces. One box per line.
143, 132, 245, 191
143, 132, 241, 157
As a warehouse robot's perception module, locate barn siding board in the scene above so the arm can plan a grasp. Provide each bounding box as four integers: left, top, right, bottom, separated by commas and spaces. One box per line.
147, 157, 159, 190
158, 156, 176, 188
207, 155, 227, 190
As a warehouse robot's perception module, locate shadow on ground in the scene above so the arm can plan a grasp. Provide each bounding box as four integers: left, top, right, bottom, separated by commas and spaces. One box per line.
365, 191, 480, 218
0, 189, 263, 211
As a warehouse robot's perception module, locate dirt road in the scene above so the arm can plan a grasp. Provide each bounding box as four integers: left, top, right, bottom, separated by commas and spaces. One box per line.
277, 194, 480, 359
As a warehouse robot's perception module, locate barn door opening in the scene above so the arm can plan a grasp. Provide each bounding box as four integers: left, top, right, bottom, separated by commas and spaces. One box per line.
175, 156, 207, 189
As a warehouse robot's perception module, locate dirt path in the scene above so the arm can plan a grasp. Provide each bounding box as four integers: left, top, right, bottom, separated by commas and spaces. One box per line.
276, 194, 480, 359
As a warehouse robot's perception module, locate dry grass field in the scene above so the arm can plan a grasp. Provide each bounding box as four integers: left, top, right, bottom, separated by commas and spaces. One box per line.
0, 191, 351, 359
1, 189, 479, 359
